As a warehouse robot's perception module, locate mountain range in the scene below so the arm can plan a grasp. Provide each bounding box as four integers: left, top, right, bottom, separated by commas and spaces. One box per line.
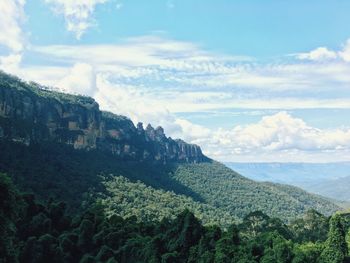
226, 162, 350, 202
0, 71, 342, 224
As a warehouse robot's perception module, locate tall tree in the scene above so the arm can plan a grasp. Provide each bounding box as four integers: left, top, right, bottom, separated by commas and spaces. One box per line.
319, 214, 348, 263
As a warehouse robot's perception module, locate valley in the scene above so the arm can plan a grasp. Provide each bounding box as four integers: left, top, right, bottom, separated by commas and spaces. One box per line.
0, 71, 349, 262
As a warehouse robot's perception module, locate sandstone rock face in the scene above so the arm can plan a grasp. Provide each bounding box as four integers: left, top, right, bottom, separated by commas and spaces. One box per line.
0, 72, 208, 163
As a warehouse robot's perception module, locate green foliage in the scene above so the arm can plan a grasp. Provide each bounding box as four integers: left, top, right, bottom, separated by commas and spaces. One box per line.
319, 214, 348, 263
290, 209, 329, 243
292, 242, 324, 263
0, 139, 204, 212
0, 176, 348, 263
0, 173, 21, 262
102, 175, 235, 226
171, 162, 339, 222
259, 232, 293, 263
0, 134, 340, 226
239, 211, 292, 241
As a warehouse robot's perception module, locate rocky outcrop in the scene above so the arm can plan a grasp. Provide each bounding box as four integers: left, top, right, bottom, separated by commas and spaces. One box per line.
0, 72, 208, 163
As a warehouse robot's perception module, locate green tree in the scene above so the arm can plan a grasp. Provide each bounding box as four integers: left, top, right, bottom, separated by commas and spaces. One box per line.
0, 173, 20, 262
165, 209, 204, 259
319, 214, 348, 263
292, 242, 323, 263
240, 211, 270, 239
214, 225, 240, 263
290, 209, 329, 243
259, 232, 293, 263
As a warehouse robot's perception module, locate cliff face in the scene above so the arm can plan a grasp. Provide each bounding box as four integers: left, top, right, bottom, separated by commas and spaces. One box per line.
0, 72, 207, 163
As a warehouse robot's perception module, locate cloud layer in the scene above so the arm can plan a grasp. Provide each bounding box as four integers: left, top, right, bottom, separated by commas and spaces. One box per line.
27, 36, 350, 113
204, 112, 350, 162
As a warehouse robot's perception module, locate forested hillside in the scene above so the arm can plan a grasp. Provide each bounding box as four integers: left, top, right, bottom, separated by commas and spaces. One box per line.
101, 176, 235, 226
171, 163, 340, 221
1, 173, 350, 263
0, 138, 340, 224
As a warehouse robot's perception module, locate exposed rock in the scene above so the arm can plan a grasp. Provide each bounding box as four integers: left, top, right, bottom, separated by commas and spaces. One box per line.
0, 71, 208, 163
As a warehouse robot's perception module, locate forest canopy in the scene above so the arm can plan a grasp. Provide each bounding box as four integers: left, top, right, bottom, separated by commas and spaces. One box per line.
1, 173, 350, 263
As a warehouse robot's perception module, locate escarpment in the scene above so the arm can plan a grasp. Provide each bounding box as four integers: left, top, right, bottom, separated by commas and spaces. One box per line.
0, 72, 208, 163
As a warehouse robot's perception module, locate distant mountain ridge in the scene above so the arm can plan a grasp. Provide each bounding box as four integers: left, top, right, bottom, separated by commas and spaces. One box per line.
226, 162, 350, 202
307, 176, 350, 202
0, 71, 207, 163
225, 162, 350, 183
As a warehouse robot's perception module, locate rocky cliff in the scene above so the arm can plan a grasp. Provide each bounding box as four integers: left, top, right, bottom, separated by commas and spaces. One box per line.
0, 72, 208, 163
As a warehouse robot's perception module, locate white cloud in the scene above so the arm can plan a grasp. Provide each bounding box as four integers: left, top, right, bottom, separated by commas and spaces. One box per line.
297, 47, 337, 61
93, 74, 185, 136
199, 112, 350, 162
30, 36, 350, 97
0, 0, 25, 52
57, 63, 96, 96
15, 35, 350, 115
175, 119, 211, 143
216, 112, 350, 152
0, 53, 22, 74
296, 39, 350, 63
32, 35, 217, 66
44, 0, 109, 39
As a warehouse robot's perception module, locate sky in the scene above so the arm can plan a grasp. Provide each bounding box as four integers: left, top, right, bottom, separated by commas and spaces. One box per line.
1, 0, 350, 162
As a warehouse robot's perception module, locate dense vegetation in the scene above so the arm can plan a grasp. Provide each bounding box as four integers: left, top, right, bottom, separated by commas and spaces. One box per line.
2, 173, 350, 263
171, 163, 339, 221
0, 139, 340, 224
0, 139, 202, 211
101, 176, 235, 226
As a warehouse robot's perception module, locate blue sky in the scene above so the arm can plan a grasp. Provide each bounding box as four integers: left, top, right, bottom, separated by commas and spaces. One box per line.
24, 0, 350, 56
1, 0, 350, 162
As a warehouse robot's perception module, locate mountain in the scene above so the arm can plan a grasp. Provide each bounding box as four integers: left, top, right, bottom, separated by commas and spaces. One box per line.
0, 71, 341, 223
0, 71, 206, 164
226, 162, 350, 202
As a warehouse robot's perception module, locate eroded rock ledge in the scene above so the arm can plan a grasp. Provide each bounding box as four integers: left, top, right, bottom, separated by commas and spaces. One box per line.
0, 72, 208, 163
